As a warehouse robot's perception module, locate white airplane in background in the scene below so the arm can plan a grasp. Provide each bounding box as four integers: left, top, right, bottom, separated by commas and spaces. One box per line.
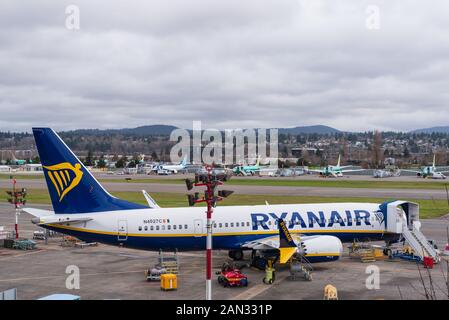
153, 156, 188, 174
25, 128, 430, 266
309, 155, 365, 177
402, 155, 449, 179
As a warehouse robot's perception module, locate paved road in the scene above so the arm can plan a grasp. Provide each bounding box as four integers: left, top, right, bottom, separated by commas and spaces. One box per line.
1, 178, 448, 200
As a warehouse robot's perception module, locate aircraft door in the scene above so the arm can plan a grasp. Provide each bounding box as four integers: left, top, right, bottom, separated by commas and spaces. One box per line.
118, 219, 128, 241
194, 219, 203, 237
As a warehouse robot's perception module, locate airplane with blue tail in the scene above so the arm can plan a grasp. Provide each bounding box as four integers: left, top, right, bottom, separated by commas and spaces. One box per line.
25, 128, 421, 264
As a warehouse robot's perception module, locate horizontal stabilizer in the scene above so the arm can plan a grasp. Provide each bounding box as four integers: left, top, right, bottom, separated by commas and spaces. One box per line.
279, 247, 297, 264
23, 208, 55, 217
278, 218, 297, 263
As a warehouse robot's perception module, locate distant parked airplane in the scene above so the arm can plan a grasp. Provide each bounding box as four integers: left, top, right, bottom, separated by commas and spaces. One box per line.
232, 156, 262, 176
153, 156, 188, 174
309, 155, 365, 178
402, 155, 449, 179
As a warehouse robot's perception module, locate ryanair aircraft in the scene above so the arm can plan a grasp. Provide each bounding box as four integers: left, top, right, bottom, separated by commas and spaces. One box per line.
26, 128, 412, 264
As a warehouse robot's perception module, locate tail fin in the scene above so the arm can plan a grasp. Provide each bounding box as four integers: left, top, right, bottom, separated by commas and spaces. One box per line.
33, 128, 146, 214
180, 155, 187, 167
336, 155, 341, 167
433, 154, 436, 168
278, 219, 297, 263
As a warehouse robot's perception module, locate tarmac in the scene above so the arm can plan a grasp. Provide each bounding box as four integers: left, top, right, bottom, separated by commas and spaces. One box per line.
0, 203, 448, 300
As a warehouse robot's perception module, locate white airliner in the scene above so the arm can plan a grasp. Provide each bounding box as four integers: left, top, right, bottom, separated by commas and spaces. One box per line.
25, 128, 421, 265
309, 155, 365, 178
153, 156, 188, 174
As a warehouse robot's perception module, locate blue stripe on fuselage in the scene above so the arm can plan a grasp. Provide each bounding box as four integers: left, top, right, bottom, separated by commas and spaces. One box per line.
44, 225, 393, 251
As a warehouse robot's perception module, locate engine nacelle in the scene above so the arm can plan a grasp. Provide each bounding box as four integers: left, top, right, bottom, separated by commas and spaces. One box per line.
299, 235, 343, 263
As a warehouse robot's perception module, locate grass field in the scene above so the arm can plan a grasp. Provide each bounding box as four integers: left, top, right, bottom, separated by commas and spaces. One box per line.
3, 173, 449, 190
99, 177, 449, 190
1, 188, 448, 219
0, 174, 44, 180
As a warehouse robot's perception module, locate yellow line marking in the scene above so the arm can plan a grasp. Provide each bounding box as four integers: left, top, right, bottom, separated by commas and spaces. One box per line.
229, 273, 289, 300
0, 270, 144, 283
0, 249, 47, 261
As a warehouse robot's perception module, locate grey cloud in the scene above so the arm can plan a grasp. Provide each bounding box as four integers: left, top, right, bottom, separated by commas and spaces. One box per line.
1, 0, 449, 132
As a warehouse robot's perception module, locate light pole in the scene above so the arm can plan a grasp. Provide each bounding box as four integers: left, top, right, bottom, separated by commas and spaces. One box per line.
185, 166, 233, 300
6, 178, 27, 239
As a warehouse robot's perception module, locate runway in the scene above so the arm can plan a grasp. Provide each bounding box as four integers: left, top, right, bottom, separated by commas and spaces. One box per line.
1, 176, 448, 200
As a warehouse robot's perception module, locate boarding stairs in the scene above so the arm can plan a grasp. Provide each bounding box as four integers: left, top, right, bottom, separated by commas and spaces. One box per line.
358, 249, 376, 263
157, 249, 179, 274
401, 218, 440, 263
289, 256, 313, 281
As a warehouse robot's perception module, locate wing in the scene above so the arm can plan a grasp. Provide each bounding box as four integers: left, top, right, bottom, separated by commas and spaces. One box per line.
309, 169, 324, 173
241, 234, 324, 250
340, 169, 366, 173
401, 169, 421, 174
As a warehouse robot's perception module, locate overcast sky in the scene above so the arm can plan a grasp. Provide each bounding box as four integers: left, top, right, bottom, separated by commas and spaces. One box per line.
1, 1, 448, 132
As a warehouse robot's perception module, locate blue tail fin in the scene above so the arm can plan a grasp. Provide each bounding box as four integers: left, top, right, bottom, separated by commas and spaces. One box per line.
33, 128, 147, 214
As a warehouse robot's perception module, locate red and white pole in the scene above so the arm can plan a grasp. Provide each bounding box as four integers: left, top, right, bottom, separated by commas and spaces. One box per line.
205, 166, 213, 300
13, 179, 19, 239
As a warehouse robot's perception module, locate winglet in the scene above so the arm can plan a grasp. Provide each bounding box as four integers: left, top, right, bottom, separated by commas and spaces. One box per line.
255, 155, 261, 167
142, 190, 160, 208
336, 155, 341, 167
278, 219, 297, 263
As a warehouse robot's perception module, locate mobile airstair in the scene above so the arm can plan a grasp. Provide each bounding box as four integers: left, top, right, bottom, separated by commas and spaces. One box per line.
401, 221, 439, 263
381, 201, 440, 263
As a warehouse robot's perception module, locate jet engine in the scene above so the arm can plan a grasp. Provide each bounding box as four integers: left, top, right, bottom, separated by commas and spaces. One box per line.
298, 235, 343, 263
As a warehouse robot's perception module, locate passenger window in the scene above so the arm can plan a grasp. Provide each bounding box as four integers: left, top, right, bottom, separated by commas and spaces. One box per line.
150, 226, 154, 231
179, 225, 182, 229
173, 225, 177, 230
144, 226, 148, 231
236, 222, 239, 227
138, 226, 142, 231
213, 223, 217, 228
219, 223, 223, 228
167, 225, 171, 230
230, 223, 234, 227
184, 224, 188, 229
225, 223, 229, 228
268, 221, 272, 225
156, 226, 160, 231
247, 222, 250, 227
162, 225, 165, 230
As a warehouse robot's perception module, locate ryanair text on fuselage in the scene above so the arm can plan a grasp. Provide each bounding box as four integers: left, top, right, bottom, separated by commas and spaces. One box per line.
250, 209, 377, 231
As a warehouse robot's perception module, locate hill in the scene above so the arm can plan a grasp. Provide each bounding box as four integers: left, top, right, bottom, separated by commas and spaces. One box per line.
279, 125, 341, 135
411, 126, 449, 134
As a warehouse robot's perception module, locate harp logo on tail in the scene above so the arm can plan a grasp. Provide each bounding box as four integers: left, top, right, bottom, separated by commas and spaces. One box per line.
44, 162, 84, 202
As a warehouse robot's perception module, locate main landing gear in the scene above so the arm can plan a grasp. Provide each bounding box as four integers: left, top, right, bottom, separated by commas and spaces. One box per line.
228, 249, 244, 261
